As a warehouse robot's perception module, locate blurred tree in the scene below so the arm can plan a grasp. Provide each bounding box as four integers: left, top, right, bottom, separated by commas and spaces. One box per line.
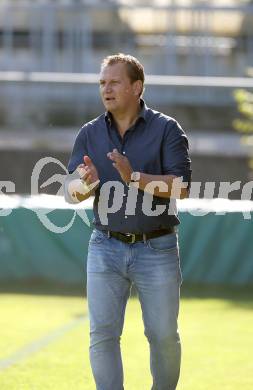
233, 89, 253, 172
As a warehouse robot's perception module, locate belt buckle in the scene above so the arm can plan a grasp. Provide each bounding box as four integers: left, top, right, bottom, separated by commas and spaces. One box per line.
126, 233, 136, 243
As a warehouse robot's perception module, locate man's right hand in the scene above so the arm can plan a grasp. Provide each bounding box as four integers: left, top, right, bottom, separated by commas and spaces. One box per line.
70, 155, 99, 202
76, 155, 99, 186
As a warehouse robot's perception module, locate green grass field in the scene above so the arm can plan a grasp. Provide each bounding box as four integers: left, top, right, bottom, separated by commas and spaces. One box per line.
0, 286, 253, 390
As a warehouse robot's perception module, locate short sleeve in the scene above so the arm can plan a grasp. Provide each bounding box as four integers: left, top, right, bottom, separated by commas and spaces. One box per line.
67, 126, 88, 174
162, 121, 192, 187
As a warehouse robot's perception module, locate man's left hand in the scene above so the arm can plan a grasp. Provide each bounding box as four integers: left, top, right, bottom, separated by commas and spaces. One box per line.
107, 149, 133, 183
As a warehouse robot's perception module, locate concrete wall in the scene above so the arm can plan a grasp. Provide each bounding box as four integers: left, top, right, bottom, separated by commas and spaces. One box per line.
0, 149, 251, 199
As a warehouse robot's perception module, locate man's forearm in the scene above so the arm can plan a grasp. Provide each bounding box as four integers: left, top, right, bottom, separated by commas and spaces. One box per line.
132, 173, 189, 199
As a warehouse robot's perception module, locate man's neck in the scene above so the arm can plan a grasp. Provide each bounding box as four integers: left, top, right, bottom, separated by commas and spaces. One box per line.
111, 102, 141, 137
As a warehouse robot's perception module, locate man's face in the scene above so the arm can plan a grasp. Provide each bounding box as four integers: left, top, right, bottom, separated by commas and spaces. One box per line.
99, 62, 139, 114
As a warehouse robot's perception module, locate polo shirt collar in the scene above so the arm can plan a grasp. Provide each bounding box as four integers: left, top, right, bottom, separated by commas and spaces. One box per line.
105, 98, 148, 127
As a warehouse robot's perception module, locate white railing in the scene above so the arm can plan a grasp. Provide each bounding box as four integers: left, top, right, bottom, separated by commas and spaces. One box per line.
0, 71, 253, 88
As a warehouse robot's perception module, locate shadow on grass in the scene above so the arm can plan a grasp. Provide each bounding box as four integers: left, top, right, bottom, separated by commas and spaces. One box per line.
180, 283, 253, 310
1, 279, 253, 309
0, 279, 85, 297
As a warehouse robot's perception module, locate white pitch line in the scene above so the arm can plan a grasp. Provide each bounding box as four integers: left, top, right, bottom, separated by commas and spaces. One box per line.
0, 315, 88, 371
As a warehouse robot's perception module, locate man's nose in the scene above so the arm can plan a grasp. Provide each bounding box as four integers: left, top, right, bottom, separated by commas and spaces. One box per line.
104, 83, 112, 93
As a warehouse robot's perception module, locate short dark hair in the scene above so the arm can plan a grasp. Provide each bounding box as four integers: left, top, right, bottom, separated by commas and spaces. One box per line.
101, 53, 145, 96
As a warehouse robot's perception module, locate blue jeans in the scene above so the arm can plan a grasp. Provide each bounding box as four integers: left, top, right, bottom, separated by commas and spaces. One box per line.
87, 229, 182, 390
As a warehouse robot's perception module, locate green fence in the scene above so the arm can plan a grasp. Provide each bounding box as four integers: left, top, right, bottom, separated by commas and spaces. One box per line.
0, 205, 252, 286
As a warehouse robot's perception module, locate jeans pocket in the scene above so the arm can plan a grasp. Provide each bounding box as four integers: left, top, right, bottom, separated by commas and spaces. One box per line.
89, 229, 107, 245
147, 232, 178, 253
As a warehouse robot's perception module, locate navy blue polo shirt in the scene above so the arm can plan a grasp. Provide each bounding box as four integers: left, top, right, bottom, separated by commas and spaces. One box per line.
67, 100, 191, 233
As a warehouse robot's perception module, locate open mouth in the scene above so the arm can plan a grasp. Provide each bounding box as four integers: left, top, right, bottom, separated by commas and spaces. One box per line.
105, 97, 115, 102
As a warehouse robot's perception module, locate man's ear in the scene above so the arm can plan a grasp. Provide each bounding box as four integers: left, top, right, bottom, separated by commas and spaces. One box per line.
133, 80, 143, 96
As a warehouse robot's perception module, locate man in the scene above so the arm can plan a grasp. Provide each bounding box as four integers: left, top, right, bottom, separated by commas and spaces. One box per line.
65, 53, 191, 390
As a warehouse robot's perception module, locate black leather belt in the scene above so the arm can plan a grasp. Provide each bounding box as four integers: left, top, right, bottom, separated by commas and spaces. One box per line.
107, 227, 175, 244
